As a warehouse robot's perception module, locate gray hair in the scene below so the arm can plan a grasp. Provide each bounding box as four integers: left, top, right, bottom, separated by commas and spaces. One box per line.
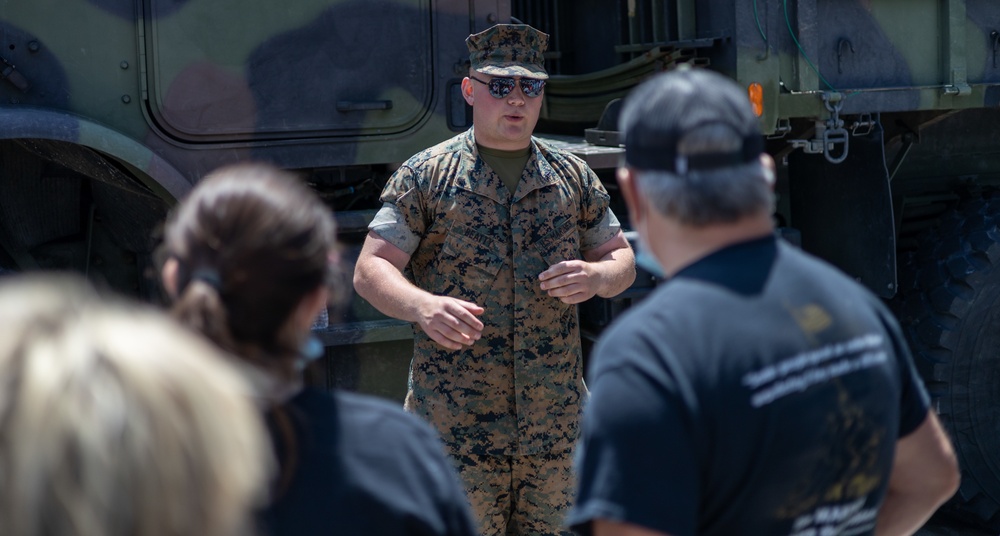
631, 123, 774, 226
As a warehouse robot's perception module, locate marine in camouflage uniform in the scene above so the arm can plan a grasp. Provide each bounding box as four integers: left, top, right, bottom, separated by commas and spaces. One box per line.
354, 24, 635, 536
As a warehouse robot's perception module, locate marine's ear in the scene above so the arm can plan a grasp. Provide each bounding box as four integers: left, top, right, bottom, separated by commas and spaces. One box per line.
461, 77, 475, 105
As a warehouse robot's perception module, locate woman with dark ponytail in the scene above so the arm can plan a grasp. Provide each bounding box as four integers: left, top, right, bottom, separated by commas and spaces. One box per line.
161, 162, 477, 536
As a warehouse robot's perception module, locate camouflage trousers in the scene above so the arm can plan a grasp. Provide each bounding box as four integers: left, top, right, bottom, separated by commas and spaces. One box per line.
451, 448, 575, 536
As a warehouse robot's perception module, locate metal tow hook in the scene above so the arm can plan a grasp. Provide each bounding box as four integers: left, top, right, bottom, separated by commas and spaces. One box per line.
821, 92, 849, 164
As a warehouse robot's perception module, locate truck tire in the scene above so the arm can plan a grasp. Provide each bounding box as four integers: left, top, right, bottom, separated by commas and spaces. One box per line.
892, 191, 1000, 530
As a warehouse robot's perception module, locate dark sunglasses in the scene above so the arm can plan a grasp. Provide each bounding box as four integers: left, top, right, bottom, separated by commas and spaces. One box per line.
469, 75, 546, 98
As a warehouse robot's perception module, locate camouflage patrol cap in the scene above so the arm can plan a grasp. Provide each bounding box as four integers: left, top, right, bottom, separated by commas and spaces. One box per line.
466, 24, 549, 80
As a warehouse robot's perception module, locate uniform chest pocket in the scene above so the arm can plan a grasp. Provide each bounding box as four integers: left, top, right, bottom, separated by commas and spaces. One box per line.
532, 217, 581, 267
435, 226, 506, 302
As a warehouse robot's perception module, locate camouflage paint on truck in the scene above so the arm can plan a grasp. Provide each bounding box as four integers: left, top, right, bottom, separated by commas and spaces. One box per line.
1, 0, 506, 403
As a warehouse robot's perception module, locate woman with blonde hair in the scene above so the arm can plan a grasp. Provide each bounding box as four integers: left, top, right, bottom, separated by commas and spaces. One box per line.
160, 162, 477, 536
0, 274, 270, 536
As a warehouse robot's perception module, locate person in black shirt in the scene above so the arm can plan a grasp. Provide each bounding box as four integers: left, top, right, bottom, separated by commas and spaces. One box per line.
160, 162, 478, 536
568, 68, 959, 536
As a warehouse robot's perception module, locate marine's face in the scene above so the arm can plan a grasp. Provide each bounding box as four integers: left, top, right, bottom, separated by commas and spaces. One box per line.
462, 72, 544, 150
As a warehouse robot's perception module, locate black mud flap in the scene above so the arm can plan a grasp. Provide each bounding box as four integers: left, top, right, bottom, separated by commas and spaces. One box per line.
788, 122, 897, 298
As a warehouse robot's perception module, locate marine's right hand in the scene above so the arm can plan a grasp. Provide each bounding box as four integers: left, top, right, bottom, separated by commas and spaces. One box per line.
415, 296, 485, 350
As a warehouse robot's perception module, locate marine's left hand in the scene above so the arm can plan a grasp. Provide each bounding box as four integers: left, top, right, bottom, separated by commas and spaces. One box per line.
538, 260, 602, 305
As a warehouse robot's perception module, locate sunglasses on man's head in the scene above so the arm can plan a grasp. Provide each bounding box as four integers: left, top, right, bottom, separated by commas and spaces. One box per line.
470, 75, 546, 99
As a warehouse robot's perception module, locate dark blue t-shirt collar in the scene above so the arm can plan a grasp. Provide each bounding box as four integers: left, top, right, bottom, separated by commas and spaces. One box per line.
671, 233, 778, 296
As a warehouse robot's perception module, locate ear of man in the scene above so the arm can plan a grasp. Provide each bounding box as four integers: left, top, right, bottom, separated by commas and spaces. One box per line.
461, 77, 475, 105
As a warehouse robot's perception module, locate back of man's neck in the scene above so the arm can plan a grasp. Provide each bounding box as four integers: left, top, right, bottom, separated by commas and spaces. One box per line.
657, 213, 774, 277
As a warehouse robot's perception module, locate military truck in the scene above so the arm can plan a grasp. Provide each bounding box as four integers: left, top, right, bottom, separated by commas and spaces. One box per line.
4, 0, 1000, 530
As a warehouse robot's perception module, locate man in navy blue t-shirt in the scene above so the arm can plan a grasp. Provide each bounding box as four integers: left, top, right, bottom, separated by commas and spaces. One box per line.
567, 68, 960, 536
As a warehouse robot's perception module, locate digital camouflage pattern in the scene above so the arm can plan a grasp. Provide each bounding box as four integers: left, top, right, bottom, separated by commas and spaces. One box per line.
454, 448, 574, 536
370, 128, 620, 457
371, 127, 617, 535
467, 24, 549, 80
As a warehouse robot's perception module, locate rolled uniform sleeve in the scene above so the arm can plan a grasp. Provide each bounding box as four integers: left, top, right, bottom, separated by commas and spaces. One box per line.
578, 168, 622, 251
581, 209, 622, 251
369, 203, 421, 256
369, 166, 425, 256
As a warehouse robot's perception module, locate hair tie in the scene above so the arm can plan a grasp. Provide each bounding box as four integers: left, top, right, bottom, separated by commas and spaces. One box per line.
190, 268, 223, 291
